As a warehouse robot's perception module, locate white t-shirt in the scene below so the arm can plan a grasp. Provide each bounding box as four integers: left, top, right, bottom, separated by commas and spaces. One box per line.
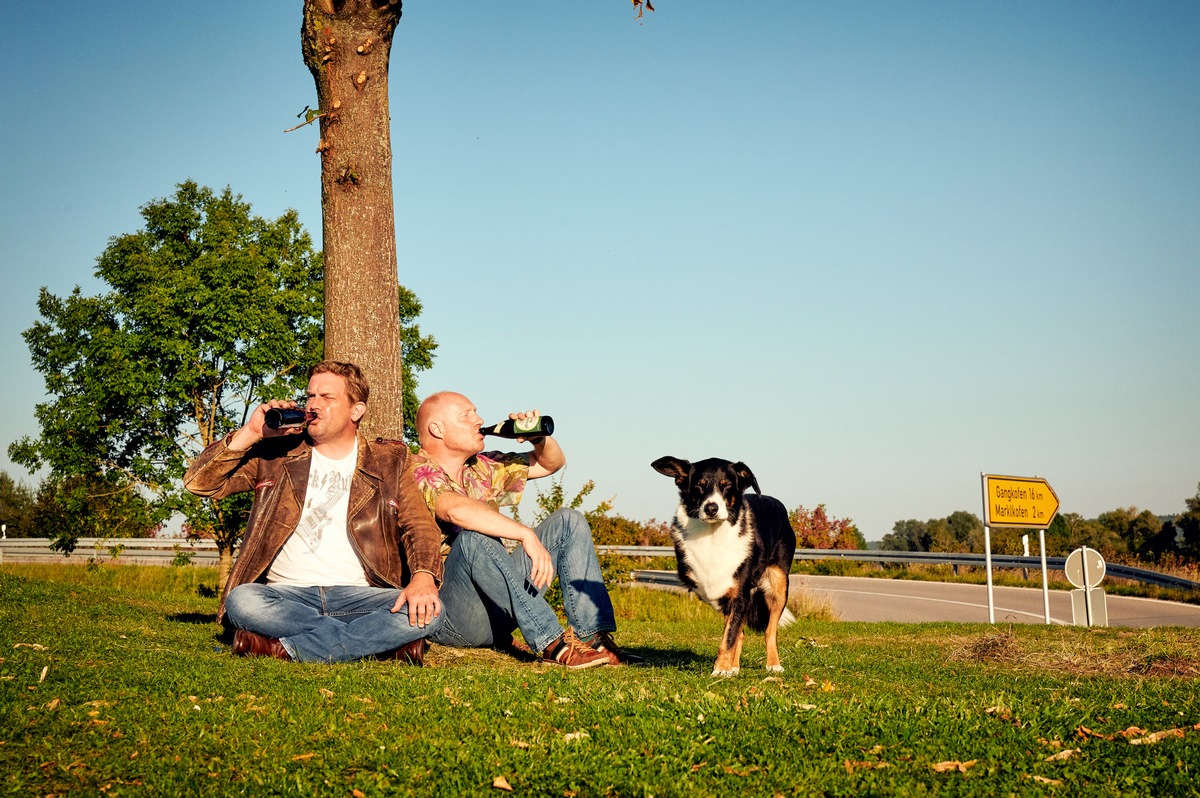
266, 441, 369, 587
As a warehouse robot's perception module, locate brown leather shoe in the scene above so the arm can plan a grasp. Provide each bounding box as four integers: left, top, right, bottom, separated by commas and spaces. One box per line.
588, 631, 646, 666
377, 638, 427, 666
231, 629, 291, 661
542, 629, 609, 670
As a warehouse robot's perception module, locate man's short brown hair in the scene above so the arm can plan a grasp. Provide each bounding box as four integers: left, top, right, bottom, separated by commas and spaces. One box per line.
309, 361, 370, 406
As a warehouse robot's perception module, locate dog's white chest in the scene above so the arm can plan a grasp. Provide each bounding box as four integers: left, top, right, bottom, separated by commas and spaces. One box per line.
673, 511, 753, 608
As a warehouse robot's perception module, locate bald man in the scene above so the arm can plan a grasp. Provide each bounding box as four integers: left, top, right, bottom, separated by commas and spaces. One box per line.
410, 391, 642, 669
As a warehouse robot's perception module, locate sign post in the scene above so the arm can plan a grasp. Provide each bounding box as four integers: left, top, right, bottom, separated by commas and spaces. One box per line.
981, 474, 1060, 624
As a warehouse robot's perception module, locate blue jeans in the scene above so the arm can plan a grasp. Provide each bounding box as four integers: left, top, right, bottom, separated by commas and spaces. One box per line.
431, 509, 616, 653
224, 583, 443, 663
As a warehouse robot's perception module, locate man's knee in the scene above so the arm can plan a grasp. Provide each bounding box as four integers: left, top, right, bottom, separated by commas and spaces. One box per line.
455, 529, 506, 559
224, 583, 263, 624
543, 508, 594, 543
423, 611, 446, 637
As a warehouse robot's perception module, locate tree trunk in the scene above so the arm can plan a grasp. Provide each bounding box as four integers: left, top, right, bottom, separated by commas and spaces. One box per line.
217, 546, 234, 593
302, 0, 405, 441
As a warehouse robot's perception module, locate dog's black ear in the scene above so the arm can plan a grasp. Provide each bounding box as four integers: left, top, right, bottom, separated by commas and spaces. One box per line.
733, 462, 760, 494
651, 456, 691, 486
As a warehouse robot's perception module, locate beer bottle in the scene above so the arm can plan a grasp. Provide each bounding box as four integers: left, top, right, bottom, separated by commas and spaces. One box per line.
264, 407, 312, 430
480, 415, 554, 439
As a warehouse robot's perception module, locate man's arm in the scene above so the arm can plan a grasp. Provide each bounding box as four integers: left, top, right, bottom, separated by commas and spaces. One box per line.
526, 435, 565, 480
184, 399, 304, 499
433, 492, 555, 589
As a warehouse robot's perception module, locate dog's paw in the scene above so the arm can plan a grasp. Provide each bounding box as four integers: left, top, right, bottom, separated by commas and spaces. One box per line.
711, 667, 740, 677
766, 664, 784, 673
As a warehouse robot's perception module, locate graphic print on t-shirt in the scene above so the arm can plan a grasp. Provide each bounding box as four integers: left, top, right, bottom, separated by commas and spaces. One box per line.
293, 461, 352, 552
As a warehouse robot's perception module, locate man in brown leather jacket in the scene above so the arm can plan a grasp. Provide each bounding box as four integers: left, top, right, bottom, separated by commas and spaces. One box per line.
184, 361, 444, 664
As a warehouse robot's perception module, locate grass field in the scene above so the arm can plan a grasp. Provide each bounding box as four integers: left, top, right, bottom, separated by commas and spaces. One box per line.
2, 563, 1199, 796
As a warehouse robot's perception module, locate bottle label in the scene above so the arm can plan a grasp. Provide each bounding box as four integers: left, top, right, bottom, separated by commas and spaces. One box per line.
513, 417, 541, 434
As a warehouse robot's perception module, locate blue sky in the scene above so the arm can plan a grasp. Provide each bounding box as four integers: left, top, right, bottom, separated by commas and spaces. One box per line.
2, 1, 1197, 539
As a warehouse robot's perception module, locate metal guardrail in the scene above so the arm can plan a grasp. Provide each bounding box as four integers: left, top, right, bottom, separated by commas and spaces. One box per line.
596, 545, 1200, 592
0, 537, 221, 567
3, 539, 1197, 592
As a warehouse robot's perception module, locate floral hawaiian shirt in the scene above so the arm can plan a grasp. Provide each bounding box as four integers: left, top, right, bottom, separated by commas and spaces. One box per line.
410, 449, 530, 554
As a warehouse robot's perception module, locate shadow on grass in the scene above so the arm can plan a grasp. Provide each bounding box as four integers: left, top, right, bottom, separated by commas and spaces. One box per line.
168, 611, 218, 625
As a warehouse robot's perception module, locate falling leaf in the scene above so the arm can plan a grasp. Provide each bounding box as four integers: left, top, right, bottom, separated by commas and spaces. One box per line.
932, 760, 977, 773
492, 775, 513, 791
1044, 748, 1078, 762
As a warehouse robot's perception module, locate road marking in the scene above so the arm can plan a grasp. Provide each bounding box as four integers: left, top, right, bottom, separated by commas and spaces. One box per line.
804, 586, 1071, 625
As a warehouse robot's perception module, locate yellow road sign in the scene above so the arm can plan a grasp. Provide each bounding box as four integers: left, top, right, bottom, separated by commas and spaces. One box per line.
983, 474, 1060, 529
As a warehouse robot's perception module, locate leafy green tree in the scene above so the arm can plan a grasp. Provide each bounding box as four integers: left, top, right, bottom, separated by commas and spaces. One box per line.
1047, 512, 1124, 558
0, 471, 36, 538
9, 181, 436, 586
1097, 507, 1162, 560
31, 473, 159, 549
1175, 483, 1200, 560
881, 519, 930, 552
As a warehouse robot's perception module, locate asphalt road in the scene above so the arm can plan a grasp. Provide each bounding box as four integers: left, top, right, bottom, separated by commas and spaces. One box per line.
797, 574, 1200, 628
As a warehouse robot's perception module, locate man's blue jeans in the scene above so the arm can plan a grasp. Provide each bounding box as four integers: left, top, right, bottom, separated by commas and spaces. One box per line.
431, 509, 617, 653
224, 583, 442, 663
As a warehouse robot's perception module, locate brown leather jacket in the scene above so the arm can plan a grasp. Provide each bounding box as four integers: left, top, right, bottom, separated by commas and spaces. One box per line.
184, 433, 443, 621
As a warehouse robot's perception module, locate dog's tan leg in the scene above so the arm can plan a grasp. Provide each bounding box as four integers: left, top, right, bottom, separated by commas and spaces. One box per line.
712, 613, 742, 677
762, 565, 789, 672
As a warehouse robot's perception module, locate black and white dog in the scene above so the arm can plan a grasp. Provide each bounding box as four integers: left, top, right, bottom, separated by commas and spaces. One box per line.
651, 456, 797, 676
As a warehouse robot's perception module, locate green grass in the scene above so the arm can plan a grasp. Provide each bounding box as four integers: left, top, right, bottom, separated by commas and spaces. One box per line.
3, 564, 1199, 796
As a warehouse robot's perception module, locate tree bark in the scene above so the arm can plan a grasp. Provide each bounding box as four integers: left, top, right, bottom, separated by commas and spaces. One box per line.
302, 0, 405, 440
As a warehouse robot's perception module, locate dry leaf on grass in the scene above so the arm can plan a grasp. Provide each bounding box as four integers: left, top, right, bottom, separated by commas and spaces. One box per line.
1129, 728, 1187, 745
492, 775, 513, 791
1044, 748, 1078, 762
1031, 775, 1063, 785
290, 752, 316, 761
932, 760, 977, 773
510, 740, 529, 749
318, 688, 334, 698
14, 643, 47, 650
563, 732, 590, 743
802, 674, 818, 687
844, 760, 890, 774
